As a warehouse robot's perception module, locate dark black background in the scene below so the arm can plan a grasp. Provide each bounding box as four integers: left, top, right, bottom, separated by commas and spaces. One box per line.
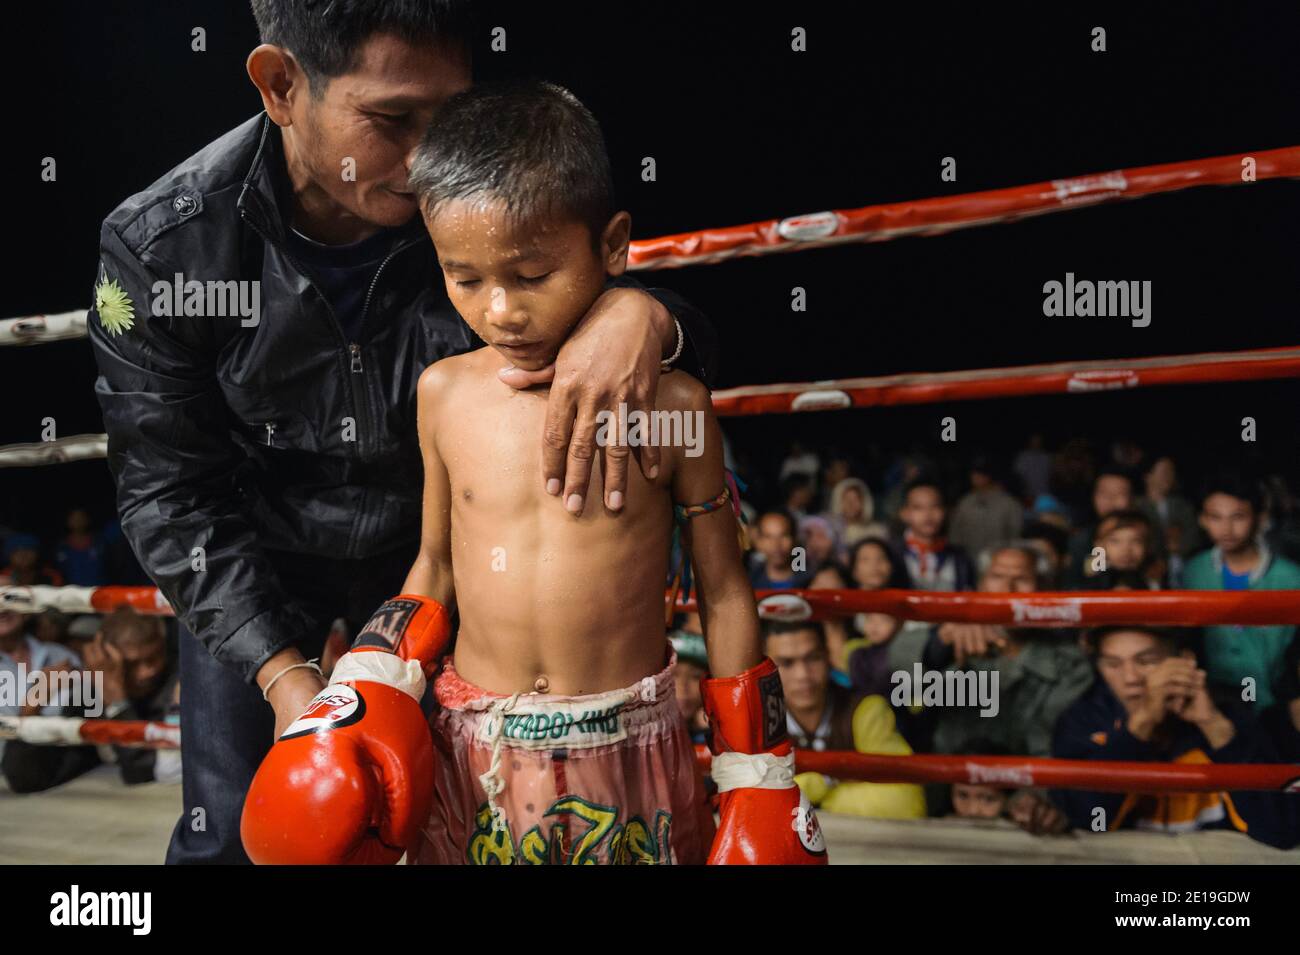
2, 0, 1298, 539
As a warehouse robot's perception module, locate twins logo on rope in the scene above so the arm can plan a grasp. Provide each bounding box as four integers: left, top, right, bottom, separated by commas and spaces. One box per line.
467, 796, 673, 865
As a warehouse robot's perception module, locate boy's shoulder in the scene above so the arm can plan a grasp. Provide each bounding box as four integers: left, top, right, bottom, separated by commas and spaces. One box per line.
417, 348, 482, 399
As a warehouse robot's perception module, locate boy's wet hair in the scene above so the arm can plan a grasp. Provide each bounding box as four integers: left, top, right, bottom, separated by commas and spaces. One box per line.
409, 79, 616, 242
250, 0, 472, 95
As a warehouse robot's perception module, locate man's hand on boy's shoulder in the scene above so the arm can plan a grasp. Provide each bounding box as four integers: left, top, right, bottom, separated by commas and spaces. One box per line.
496, 285, 677, 517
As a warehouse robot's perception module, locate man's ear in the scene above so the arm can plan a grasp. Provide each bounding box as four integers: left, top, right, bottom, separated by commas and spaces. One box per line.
247, 44, 306, 127
600, 211, 632, 276
1178, 648, 1197, 662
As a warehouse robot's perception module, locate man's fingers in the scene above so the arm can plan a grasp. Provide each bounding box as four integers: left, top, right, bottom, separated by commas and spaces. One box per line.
562, 408, 600, 515
601, 434, 630, 511
540, 384, 578, 497
499, 363, 555, 390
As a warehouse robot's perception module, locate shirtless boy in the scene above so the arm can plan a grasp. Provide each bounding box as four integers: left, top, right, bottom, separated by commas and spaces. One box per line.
241, 81, 826, 865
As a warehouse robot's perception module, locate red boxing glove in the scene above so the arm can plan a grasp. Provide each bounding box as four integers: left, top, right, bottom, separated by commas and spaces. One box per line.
241, 595, 452, 865
701, 657, 828, 865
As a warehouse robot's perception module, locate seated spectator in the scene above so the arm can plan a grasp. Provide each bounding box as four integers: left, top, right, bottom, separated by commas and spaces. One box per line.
808, 561, 855, 686
825, 477, 888, 549
798, 514, 843, 570
1137, 454, 1201, 572
1082, 509, 1162, 589
54, 507, 104, 587
766, 620, 926, 820
1260, 638, 1300, 762
1022, 519, 1070, 588
0, 607, 82, 768
849, 537, 911, 592
841, 539, 912, 697
946, 740, 1013, 822
887, 543, 1094, 759
941, 738, 1067, 835
748, 510, 814, 590
1183, 471, 1300, 710
1013, 434, 1052, 503
668, 614, 710, 745
781, 473, 816, 524
892, 478, 974, 591
1, 533, 64, 586
1063, 467, 1136, 586
948, 455, 1025, 563
1052, 626, 1300, 849
32, 609, 72, 647
2, 607, 180, 792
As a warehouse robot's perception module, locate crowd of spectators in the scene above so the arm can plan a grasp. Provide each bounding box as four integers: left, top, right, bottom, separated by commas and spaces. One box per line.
673, 433, 1300, 848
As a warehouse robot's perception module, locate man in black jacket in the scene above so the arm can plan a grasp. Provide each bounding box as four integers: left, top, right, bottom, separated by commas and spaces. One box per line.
89, 1, 720, 863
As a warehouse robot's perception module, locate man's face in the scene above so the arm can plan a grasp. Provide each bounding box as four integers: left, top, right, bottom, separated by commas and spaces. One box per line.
426, 198, 618, 371
288, 33, 470, 229
115, 637, 169, 700
1199, 493, 1256, 554
901, 487, 944, 538
673, 660, 705, 725
980, 549, 1037, 593
1097, 521, 1147, 571
1095, 630, 1170, 714
1093, 475, 1133, 518
766, 629, 829, 711
951, 783, 1006, 819
756, 515, 795, 568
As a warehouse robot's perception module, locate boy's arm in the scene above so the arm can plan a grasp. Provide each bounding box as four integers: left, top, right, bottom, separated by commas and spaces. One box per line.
671, 384, 759, 678
400, 363, 457, 610
672, 379, 827, 864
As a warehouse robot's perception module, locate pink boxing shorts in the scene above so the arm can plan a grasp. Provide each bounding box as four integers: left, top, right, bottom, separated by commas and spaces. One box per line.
410, 650, 716, 865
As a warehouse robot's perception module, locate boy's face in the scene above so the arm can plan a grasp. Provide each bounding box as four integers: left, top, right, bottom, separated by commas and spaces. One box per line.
951, 783, 1007, 819
1199, 493, 1257, 553
901, 487, 945, 539
1097, 521, 1147, 571
425, 197, 630, 371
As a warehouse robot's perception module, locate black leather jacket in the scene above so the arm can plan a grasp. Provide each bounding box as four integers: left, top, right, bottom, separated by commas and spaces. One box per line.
90, 114, 718, 682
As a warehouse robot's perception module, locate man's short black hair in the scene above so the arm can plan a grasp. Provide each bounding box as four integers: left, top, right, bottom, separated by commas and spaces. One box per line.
756, 509, 798, 538
1198, 468, 1265, 514
408, 79, 616, 241
902, 476, 944, 506
1094, 466, 1136, 492
1082, 624, 1197, 658
761, 619, 827, 650
250, 0, 472, 93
